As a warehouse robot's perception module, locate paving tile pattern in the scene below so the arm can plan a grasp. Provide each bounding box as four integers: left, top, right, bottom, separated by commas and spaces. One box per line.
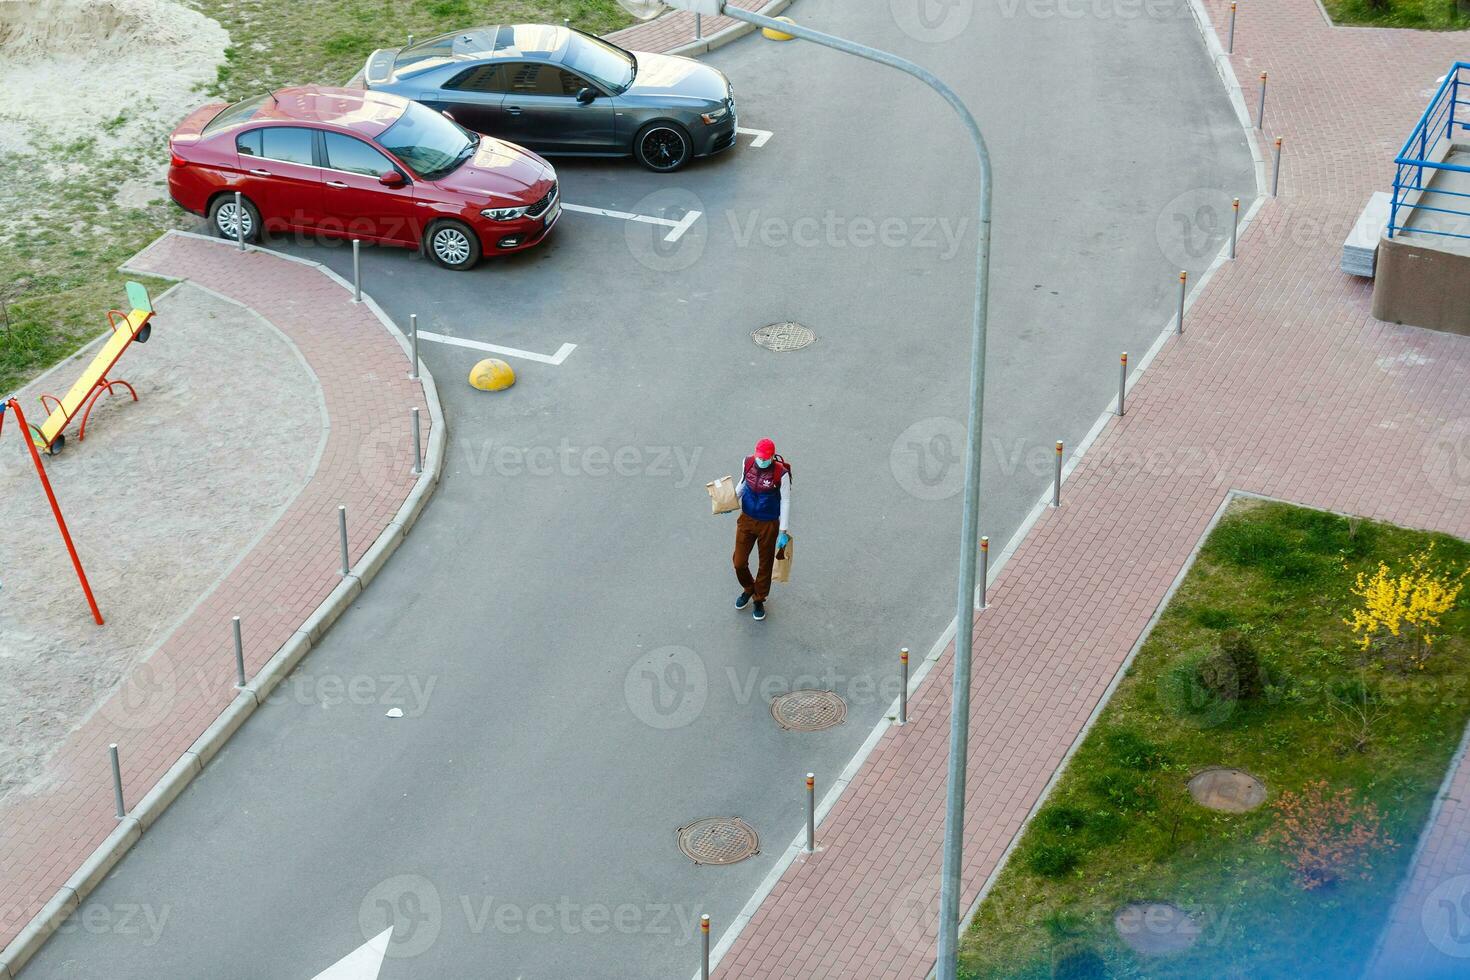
605, 0, 775, 51
716, 3, 1470, 977
0, 235, 426, 953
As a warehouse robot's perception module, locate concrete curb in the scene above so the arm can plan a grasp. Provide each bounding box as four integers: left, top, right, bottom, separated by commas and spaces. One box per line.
0, 228, 447, 979
658, 0, 794, 57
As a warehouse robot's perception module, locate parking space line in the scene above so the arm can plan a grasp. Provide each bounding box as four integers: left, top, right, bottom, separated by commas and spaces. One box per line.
417, 330, 576, 366
561, 202, 704, 242
736, 127, 773, 148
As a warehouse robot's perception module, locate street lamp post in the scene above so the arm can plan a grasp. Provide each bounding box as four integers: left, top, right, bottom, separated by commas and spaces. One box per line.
622, 4, 993, 976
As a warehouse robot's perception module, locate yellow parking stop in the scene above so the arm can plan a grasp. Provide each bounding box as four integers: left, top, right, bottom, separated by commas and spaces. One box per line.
469, 358, 515, 391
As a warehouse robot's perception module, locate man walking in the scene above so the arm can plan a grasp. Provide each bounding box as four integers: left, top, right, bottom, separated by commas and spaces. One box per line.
732, 438, 791, 621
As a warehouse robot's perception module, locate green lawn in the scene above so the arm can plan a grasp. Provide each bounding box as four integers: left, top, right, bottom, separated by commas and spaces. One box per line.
1321, 0, 1469, 29
0, 0, 630, 395
959, 499, 1470, 979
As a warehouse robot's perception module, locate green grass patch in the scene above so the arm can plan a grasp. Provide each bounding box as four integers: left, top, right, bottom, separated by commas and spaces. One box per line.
1321, 0, 1470, 28
0, 0, 630, 394
958, 499, 1470, 979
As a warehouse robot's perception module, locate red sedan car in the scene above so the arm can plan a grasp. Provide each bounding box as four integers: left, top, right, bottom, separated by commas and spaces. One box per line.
168, 85, 560, 270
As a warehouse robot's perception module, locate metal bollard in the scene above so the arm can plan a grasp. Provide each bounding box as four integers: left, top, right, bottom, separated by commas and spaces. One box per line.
232, 616, 246, 687
1256, 72, 1268, 130
338, 505, 350, 576
109, 744, 125, 819
410, 313, 420, 380
1231, 198, 1240, 259
1118, 352, 1128, 416
407, 33, 414, 47
1177, 270, 1187, 335
700, 915, 710, 980
805, 773, 816, 852
899, 648, 909, 724
1052, 442, 1063, 507
1227, 1, 1236, 53
980, 536, 989, 608
695, 12, 702, 38
352, 240, 362, 303
234, 191, 245, 252
1272, 138, 1283, 197
411, 407, 423, 476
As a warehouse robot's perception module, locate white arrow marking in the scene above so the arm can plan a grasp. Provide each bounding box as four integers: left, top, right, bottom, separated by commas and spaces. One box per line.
561, 202, 704, 242
736, 126, 773, 148
311, 927, 392, 980
416, 330, 576, 366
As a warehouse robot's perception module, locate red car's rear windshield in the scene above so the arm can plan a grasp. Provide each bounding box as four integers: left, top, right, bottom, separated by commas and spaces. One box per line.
202, 95, 269, 135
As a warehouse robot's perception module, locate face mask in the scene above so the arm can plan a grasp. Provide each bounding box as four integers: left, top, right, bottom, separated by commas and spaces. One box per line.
755, 456, 773, 469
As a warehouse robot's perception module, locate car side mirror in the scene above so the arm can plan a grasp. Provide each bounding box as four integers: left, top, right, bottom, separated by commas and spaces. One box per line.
379, 170, 406, 188
576, 87, 597, 105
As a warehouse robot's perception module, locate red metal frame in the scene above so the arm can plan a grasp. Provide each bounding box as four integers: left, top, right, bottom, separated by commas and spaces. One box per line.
35, 307, 149, 453
77, 378, 139, 441
1, 398, 104, 625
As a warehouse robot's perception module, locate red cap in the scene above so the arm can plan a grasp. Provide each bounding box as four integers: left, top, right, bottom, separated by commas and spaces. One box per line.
754, 438, 776, 461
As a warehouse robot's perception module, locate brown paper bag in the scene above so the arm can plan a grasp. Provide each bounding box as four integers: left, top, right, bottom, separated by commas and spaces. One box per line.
706, 475, 739, 515
772, 539, 794, 584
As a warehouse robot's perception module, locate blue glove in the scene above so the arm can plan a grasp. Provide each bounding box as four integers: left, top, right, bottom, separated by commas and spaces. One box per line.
777, 532, 790, 550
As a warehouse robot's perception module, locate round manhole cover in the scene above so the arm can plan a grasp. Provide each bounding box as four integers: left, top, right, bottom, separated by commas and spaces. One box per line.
1188, 767, 1267, 813
771, 690, 848, 731
677, 817, 760, 865
752, 321, 815, 352
1114, 902, 1202, 955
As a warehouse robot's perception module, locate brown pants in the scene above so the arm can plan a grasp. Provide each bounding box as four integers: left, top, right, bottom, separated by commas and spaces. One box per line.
733, 512, 780, 601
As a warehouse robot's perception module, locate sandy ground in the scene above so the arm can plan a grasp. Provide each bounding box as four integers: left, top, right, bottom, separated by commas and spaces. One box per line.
0, 282, 324, 800
0, 0, 228, 155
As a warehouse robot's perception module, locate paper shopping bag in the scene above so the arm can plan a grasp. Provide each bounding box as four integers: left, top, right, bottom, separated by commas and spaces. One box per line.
772, 539, 794, 584
707, 475, 739, 515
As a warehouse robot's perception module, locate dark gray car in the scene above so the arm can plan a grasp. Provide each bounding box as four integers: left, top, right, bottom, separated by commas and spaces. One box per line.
362, 24, 737, 172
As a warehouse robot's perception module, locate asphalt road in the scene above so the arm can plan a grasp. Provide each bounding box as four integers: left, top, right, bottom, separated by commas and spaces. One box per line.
24, 1, 1252, 977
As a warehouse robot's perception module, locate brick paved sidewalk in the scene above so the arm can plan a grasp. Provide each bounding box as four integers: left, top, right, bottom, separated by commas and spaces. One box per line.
605, 0, 781, 53
0, 234, 430, 967
714, 3, 1470, 978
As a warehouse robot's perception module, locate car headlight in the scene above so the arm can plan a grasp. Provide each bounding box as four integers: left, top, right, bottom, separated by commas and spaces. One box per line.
481, 206, 528, 221
700, 106, 728, 125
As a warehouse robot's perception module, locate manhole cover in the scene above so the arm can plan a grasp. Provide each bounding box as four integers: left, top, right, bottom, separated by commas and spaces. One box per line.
677, 817, 760, 865
1188, 767, 1267, 813
1114, 902, 1202, 956
752, 321, 815, 351
771, 690, 848, 731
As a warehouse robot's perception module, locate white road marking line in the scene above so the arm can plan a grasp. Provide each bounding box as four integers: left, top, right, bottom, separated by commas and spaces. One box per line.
561, 202, 704, 242
311, 927, 392, 980
736, 126, 773, 148
417, 330, 576, 366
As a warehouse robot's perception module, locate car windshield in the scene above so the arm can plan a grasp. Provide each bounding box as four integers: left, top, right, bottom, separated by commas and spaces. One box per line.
202, 94, 268, 134
563, 33, 635, 92
377, 101, 478, 179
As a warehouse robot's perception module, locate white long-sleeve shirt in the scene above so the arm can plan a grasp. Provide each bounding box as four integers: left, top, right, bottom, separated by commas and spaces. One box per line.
736, 466, 791, 531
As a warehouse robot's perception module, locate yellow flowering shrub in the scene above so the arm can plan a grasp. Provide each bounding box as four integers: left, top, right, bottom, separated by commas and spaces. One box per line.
1345, 546, 1466, 669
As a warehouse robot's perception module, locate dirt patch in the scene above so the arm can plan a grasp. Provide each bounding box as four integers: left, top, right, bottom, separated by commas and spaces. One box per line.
0, 0, 228, 155
0, 282, 323, 800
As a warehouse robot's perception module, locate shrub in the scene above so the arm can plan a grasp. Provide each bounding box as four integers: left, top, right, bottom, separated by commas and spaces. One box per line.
1258, 780, 1396, 889
1026, 840, 1081, 879
1345, 546, 1466, 670
1102, 728, 1168, 771
1196, 631, 1264, 701
1037, 805, 1090, 834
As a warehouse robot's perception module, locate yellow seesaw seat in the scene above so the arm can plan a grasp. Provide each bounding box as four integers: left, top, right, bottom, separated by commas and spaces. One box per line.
32, 281, 154, 455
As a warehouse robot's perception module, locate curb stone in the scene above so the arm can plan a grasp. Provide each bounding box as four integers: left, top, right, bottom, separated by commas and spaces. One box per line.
658, 0, 794, 57
0, 229, 446, 978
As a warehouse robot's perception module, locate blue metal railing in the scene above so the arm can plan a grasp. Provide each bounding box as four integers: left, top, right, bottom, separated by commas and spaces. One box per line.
1389, 62, 1470, 240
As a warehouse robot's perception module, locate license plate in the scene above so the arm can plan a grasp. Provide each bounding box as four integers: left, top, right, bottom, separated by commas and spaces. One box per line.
544, 202, 559, 226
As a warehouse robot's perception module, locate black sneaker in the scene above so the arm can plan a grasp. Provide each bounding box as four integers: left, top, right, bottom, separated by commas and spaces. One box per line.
752, 600, 766, 621
735, 592, 752, 609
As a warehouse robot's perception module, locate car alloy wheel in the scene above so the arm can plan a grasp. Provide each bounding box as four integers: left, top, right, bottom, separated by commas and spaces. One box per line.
432, 225, 472, 266
638, 126, 690, 172
216, 200, 253, 239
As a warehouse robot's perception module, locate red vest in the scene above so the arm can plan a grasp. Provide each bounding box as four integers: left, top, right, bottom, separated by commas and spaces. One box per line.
741, 455, 787, 521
